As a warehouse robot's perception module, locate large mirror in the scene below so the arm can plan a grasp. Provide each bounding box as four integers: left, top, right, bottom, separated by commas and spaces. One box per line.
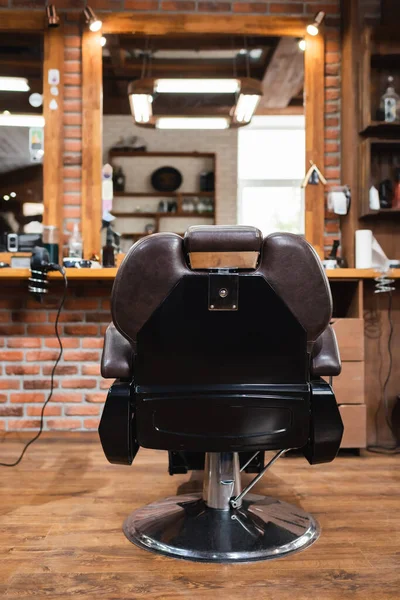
101, 32, 305, 254
0, 32, 44, 252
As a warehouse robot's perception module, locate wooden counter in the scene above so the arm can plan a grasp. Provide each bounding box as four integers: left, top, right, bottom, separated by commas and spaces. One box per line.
0, 267, 399, 280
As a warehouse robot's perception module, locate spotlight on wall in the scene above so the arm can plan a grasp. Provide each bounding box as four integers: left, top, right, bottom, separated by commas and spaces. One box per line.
46, 5, 60, 28
100, 36, 107, 47
83, 6, 102, 32
298, 39, 306, 51
306, 11, 325, 36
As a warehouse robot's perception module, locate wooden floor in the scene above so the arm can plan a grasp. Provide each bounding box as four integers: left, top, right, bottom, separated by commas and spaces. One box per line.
0, 434, 399, 600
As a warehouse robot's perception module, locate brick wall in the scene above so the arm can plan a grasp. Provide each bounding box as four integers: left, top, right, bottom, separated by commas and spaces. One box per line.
0, 1, 378, 430
0, 281, 112, 432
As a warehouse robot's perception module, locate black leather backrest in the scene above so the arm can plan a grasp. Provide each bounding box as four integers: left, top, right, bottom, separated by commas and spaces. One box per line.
111, 229, 332, 345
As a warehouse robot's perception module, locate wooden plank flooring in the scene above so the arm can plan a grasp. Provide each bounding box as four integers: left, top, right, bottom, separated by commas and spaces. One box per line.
0, 433, 399, 599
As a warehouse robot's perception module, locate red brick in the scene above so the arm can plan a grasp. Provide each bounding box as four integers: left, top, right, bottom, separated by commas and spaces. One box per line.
6, 365, 40, 376
0, 298, 23, 309
326, 64, 339, 76
47, 419, 81, 430
82, 364, 101, 376
0, 313, 10, 323
0, 380, 20, 389
42, 365, 79, 376
63, 183, 81, 196
325, 220, 340, 233
45, 338, 80, 349
0, 394, 6, 403
198, 0, 231, 9
0, 351, 23, 362
82, 338, 103, 349
24, 380, 58, 390
65, 48, 80, 62
7, 338, 41, 349
27, 406, 62, 417
63, 194, 81, 206
64, 61, 81, 74
325, 52, 340, 65
64, 325, 99, 336
325, 102, 339, 114
85, 312, 110, 323
50, 393, 83, 403
325, 168, 340, 179
48, 311, 84, 323
269, 2, 303, 13
305, 3, 339, 16
161, 0, 196, 9
64, 298, 99, 310
63, 114, 82, 127
65, 73, 82, 86
10, 393, 46, 404
83, 418, 101, 430
85, 392, 107, 403
233, 2, 266, 12
90, 0, 123, 8
26, 350, 59, 362
125, 0, 158, 8
100, 325, 108, 336
65, 140, 82, 153
101, 299, 111, 310
0, 325, 25, 335
64, 166, 81, 179
12, 312, 46, 323
325, 155, 340, 167
65, 405, 100, 416
325, 89, 340, 101
65, 36, 81, 48
27, 325, 59, 336
64, 351, 100, 362
0, 407, 23, 417
8, 419, 41, 430
61, 379, 97, 389
100, 379, 111, 390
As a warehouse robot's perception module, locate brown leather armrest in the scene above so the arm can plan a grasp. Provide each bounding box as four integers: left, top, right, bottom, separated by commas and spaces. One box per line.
101, 323, 134, 379
310, 325, 341, 377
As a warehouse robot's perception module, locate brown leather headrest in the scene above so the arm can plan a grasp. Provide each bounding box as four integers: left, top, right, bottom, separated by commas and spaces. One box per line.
184, 225, 262, 253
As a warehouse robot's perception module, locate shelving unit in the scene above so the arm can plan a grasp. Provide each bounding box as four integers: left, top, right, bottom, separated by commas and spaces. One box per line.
109, 150, 216, 249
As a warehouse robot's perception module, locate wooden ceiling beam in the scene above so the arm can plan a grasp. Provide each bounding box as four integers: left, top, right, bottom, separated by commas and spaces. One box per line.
259, 37, 304, 109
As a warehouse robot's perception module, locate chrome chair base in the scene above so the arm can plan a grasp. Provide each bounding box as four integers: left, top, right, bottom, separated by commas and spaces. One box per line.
123, 492, 320, 563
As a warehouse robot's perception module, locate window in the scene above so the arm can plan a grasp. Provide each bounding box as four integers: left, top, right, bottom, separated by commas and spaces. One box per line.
237, 115, 305, 235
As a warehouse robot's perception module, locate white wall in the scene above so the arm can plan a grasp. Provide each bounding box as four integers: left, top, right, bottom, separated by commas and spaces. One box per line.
103, 116, 238, 226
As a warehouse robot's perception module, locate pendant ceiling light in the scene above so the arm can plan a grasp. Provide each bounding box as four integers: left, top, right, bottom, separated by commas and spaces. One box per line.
128, 77, 262, 129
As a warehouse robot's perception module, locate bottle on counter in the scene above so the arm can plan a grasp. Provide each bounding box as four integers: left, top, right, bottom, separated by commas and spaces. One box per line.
68, 223, 83, 259
393, 168, 400, 208
113, 166, 126, 192
380, 76, 400, 123
102, 225, 116, 268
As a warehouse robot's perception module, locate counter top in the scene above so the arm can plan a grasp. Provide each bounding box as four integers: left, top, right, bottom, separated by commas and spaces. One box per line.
0, 268, 399, 280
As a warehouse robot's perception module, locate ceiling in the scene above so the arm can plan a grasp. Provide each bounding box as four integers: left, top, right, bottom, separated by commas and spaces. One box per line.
102, 33, 304, 116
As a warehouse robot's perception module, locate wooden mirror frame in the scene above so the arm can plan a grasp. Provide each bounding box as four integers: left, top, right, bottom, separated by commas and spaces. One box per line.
0, 11, 64, 238
82, 14, 325, 258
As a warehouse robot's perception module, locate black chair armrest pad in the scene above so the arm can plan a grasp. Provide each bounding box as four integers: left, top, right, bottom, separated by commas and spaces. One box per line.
310, 325, 341, 377
101, 323, 134, 379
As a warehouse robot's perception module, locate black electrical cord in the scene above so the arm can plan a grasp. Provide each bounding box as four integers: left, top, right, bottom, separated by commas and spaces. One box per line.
0, 267, 68, 467
368, 291, 400, 455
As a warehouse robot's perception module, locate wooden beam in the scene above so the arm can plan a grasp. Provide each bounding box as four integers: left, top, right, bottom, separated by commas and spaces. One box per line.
340, 0, 362, 267
102, 14, 309, 37
304, 29, 325, 258
0, 10, 45, 30
42, 25, 64, 237
259, 37, 304, 109
256, 105, 304, 116
81, 29, 102, 259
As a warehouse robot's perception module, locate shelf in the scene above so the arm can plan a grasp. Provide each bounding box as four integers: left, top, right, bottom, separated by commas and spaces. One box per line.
113, 191, 214, 197
112, 211, 215, 218
360, 207, 400, 219
109, 151, 215, 158
360, 122, 400, 137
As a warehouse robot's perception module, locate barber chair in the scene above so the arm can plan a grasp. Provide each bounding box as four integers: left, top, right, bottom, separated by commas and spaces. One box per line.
99, 226, 343, 563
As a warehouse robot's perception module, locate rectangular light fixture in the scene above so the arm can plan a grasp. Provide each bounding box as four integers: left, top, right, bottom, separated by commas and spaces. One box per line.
129, 94, 153, 124
234, 94, 261, 124
154, 79, 240, 94
0, 77, 30, 92
156, 117, 230, 130
0, 114, 45, 127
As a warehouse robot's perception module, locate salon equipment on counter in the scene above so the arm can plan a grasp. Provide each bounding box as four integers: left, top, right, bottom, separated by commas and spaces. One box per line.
327, 185, 351, 215
111, 136, 146, 152
102, 223, 121, 268
322, 240, 346, 269
0, 232, 42, 253
393, 168, 400, 208
369, 185, 380, 210
379, 76, 400, 123
43, 225, 59, 264
63, 258, 92, 268
378, 179, 393, 208
355, 229, 391, 270
199, 171, 214, 192
113, 166, 126, 192
68, 223, 83, 259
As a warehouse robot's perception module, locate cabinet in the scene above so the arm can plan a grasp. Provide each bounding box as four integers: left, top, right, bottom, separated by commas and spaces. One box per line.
329, 279, 366, 449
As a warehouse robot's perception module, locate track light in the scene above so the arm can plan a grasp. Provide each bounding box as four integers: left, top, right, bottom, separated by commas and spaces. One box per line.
46, 5, 60, 28
100, 36, 107, 47
83, 6, 102, 32
298, 39, 306, 52
307, 11, 325, 36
